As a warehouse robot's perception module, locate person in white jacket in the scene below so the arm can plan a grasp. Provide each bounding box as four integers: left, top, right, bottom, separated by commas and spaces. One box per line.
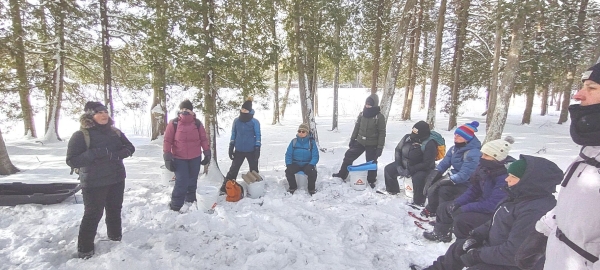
529, 63, 600, 270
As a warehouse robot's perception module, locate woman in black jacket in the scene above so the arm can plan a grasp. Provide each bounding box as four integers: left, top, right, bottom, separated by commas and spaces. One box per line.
66, 102, 135, 259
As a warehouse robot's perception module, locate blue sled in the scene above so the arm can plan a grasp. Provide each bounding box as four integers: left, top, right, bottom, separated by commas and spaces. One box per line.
347, 161, 377, 172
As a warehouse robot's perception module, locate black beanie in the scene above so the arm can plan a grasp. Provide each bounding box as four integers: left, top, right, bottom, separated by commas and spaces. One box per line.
242, 97, 253, 111
179, 100, 193, 111
411, 121, 431, 140
582, 62, 600, 84
84, 101, 107, 114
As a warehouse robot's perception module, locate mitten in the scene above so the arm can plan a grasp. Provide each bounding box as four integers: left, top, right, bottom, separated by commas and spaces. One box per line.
228, 144, 235, 160
201, 150, 211, 165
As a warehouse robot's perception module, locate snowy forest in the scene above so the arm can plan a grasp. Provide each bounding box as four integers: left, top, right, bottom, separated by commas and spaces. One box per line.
1, 0, 599, 176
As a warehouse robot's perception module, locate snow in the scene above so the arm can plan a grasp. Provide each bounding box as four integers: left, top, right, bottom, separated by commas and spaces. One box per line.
0, 87, 579, 269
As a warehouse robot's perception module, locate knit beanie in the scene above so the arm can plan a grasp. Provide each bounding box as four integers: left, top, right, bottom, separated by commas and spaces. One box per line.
84, 101, 107, 114
455, 121, 479, 141
242, 97, 253, 111
365, 94, 379, 106
581, 62, 600, 84
481, 136, 515, 161
298, 123, 309, 133
507, 158, 527, 178
179, 100, 193, 111
411, 121, 431, 140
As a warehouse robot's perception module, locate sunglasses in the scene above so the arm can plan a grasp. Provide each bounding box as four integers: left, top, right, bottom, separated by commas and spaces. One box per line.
297, 130, 307, 134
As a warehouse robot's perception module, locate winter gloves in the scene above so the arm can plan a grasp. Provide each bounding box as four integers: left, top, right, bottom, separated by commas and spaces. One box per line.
423, 169, 441, 195
349, 139, 357, 148
375, 148, 383, 158
114, 148, 133, 160
446, 202, 462, 217
426, 175, 454, 196
91, 147, 131, 161
201, 150, 211, 165
535, 210, 557, 236
163, 152, 175, 172
460, 249, 482, 267
515, 231, 548, 270
228, 144, 235, 160
255, 146, 261, 160
397, 167, 410, 178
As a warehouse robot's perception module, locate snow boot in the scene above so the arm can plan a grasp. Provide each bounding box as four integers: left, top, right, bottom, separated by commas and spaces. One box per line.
420, 208, 436, 218
423, 223, 452, 243
309, 189, 316, 196
78, 250, 94, 259
288, 188, 296, 194
369, 182, 376, 189
332, 172, 347, 180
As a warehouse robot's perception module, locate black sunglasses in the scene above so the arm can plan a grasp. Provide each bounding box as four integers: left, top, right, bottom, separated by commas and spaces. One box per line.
297, 130, 307, 133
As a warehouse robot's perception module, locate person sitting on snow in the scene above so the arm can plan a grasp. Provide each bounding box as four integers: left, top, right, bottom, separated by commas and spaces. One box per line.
422, 155, 562, 270
423, 136, 515, 243
421, 121, 482, 218
332, 94, 386, 188
284, 123, 319, 195
383, 121, 436, 206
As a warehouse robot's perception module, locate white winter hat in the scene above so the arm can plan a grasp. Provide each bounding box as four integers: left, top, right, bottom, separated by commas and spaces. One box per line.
481, 136, 515, 161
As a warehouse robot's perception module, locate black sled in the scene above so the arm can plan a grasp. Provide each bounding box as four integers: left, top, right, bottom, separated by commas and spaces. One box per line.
0, 182, 81, 206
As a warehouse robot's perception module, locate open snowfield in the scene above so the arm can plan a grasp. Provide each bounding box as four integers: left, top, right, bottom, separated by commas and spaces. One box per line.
0, 87, 578, 269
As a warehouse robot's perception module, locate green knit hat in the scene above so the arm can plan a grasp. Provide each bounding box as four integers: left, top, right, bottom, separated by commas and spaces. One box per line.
508, 159, 527, 178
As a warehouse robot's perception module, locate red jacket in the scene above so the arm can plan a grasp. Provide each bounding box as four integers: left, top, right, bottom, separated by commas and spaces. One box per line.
163, 114, 209, 160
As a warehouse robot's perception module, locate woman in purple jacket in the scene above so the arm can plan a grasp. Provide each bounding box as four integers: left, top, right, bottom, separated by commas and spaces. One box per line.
163, 100, 211, 212
424, 137, 514, 243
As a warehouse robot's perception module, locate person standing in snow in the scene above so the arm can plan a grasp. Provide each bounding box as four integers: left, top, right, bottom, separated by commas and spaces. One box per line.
332, 94, 386, 188
423, 137, 514, 243
422, 155, 563, 270
383, 121, 436, 205
66, 101, 136, 259
521, 63, 600, 270
284, 123, 319, 195
163, 100, 211, 212
421, 121, 482, 218
221, 97, 261, 193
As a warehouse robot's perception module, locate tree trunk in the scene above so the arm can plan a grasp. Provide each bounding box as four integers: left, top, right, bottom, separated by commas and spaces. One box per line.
521, 70, 536, 124
332, 19, 341, 131
0, 128, 19, 175
9, 0, 36, 138
150, 0, 168, 141
281, 72, 292, 118
555, 91, 561, 111
99, 0, 113, 118
271, 0, 280, 125
44, 0, 66, 142
420, 31, 429, 111
485, 1, 527, 143
486, 0, 503, 130
447, 0, 470, 131
402, 0, 423, 121
540, 82, 549, 116
380, 0, 418, 119
370, 0, 385, 94
35, 6, 54, 134
426, 0, 447, 129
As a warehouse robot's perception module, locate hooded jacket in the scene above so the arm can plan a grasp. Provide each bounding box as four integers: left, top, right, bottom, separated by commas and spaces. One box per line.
436, 136, 482, 184
394, 134, 437, 175
230, 109, 261, 152
163, 113, 210, 160
66, 114, 135, 188
285, 134, 319, 167
472, 155, 563, 267
350, 94, 386, 149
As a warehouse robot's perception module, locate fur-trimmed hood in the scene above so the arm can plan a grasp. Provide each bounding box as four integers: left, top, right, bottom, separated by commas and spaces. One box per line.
79, 113, 114, 129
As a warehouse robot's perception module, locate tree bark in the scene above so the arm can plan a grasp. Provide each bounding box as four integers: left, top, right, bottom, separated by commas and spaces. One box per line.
402, 0, 423, 121
9, 0, 36, 138
0, 128, 19, 175
281, 72, 292, 118
426, 0, 447, 129
99, 0, 113, 118
150, 0, 168, 141
271, 0, 280, 125
202, 0, 221, 174
420, 31, 429, 111
332, 20, 340, 131
486, 0, 503, 130
44, 0, 66, 142
521, 69, 536, 124
370, 0, 385, 94
540, 82, 549, 116
447, 0, 470, 131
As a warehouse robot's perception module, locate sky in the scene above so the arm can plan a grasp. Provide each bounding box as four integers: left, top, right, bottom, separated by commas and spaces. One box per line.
0, 87, 580, 269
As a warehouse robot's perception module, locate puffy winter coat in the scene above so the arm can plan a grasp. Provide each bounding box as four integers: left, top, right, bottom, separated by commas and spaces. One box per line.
453, 157, 513, 214
394, 134, 436, 175
544, 145, 600, 270
163, 114, 209, 160
66, 115, 135, 188
285, 135, 319, 167
436, 136, 482, 184
472, 155, 563, 267
230, 110, 261, 152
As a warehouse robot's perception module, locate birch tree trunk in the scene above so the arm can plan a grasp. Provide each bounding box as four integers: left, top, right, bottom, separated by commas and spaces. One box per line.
426, 0, 447, 129
380, 0, 418, 119
150, 0, 168, 141
9, 0, 36, 138
485, 1, 527, 143
0, 128, 19, 175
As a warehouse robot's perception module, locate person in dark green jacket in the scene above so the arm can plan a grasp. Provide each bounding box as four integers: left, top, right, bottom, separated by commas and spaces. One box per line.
332, 94, 386, 188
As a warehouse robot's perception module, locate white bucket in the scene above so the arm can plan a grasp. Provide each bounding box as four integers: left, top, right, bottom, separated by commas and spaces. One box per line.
404, 177, 414, 198
247, 181, 265, 199
295, 173, 308, 190
350, 171, 368, 191
161, 165, 176, 185
197, 186, 218, 213
397, 176, 405, 191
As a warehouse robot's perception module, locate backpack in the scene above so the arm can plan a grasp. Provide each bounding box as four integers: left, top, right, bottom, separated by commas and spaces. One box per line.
292, 138, 313, 151
172, 118, 202, 132
420, 131, 446, 161
225, 179, 244, 202
70, 127, 122, 175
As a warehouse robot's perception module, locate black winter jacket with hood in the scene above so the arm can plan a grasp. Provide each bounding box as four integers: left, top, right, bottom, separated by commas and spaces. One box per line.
471, 155, 563, 267
66, 114, 135, 188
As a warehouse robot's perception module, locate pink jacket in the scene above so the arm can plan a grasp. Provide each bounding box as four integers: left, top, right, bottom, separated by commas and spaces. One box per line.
163, 114, 210, 160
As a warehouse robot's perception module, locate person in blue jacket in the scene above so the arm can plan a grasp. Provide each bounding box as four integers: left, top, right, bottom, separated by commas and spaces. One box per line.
424, 136, 515, 243
285, 123, 319, 195
221, 97, 261, 193
421, 121, 482, 218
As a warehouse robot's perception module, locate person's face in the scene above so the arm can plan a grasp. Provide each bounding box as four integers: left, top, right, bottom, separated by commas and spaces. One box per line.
573, 80, 600, 106
364, 103, 372, 109
297, 129, 308, 138
180, 108, 195, 115
454, 134, 467, 143
93, 110, 109, 125
481, 153, 495, 161
241, 108, 249, 113
505, 174, 521, 187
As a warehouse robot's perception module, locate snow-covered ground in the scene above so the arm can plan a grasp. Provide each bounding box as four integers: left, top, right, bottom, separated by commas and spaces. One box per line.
0, 87, 579, 269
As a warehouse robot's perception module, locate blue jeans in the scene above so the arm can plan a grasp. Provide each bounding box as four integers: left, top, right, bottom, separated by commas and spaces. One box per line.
171, 156, 202, 208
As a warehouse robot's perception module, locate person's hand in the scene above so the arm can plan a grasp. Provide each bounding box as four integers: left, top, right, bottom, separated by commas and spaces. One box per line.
398, 167, 410, 178
460, 249, 481, 267
423, 169, 440, 196
375, 148, 383, 158
163, 152, 175, 172
114, 148, 132, 159
516, 231, 548, 270
349, 139, 357, 148
535, 212, 557, 236
306, 164, 315, 171
228, 144, 235, 160
462, 238, 481, 252
426, 175, 454, 196
254, 146, 261, 160
200, 150, 211, 165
